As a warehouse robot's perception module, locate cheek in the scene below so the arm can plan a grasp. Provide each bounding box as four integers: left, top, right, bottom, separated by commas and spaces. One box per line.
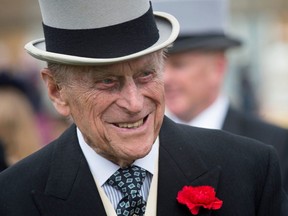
148, 79, 165, 104
68, 89, 111, 127
150, 81, 165, 121
75, 94, 115, 152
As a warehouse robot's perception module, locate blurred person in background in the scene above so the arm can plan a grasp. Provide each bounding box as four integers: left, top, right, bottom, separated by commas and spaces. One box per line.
153, 0, 288, 193
0, 72, 41, 169
18, 51, 72, 144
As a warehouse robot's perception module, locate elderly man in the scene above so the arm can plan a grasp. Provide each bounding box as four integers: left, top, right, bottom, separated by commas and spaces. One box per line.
0, 0, 286, 215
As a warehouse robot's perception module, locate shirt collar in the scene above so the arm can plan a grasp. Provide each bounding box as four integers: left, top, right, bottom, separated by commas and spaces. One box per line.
166, 95, 229, 129
77, 128, 159, 186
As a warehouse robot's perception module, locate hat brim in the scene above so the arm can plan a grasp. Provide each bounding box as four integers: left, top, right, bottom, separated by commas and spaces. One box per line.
168, 35, 242, 53
25, 12, 179, 66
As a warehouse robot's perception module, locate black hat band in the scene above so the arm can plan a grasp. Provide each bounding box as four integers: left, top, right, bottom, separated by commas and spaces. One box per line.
43, 4, 159, 58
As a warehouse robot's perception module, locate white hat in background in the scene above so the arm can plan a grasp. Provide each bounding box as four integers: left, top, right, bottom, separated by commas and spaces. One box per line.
152, 0, 241, 52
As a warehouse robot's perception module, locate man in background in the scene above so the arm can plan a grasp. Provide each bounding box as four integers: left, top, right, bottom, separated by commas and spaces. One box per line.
153, 0, 288, 193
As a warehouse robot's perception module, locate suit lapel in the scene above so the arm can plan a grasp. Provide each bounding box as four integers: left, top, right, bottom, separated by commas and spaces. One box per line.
157, 117, 221, 216
31, 125, 106, 216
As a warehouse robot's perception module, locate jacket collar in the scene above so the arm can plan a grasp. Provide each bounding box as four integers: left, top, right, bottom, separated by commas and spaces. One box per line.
32, 124, 106, 215
157, 116, 221, 216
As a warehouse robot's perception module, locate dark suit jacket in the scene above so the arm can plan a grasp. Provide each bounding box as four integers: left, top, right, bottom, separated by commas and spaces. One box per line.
0, 116, 285, 215
223, 106, 288, 193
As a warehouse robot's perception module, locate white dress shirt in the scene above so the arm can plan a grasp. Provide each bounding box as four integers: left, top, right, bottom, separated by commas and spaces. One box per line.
166, 95, 229, 129
77, 128, 158, 209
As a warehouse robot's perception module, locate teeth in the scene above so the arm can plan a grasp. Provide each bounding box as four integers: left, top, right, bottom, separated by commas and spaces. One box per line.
117, 119, 144, 129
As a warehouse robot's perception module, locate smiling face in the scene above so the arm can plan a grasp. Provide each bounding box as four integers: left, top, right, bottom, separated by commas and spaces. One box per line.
42, 51, 165, 167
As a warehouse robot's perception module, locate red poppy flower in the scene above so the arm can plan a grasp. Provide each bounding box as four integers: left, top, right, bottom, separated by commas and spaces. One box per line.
177, 185, 223, 215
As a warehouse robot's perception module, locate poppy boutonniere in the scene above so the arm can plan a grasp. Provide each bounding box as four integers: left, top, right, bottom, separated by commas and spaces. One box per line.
177, 185, 223, 215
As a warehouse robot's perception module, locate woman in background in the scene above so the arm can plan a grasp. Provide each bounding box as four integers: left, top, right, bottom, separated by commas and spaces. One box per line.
0, 73, 41, 169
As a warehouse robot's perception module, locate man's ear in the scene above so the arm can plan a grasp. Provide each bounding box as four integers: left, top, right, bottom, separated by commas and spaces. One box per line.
41, 68, 71, 117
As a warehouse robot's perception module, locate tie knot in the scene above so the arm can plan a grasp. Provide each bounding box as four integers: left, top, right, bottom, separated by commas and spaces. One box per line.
107, 165, 146, 195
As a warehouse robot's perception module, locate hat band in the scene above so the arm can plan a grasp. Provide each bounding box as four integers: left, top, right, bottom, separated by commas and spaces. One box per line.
43, 4, 159, 58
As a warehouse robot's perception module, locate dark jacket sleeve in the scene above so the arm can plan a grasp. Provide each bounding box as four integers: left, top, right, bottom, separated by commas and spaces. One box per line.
257, 146, 284, 216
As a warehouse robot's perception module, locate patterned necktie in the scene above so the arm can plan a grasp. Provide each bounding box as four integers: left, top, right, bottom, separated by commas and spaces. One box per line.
107, 165, 147, 216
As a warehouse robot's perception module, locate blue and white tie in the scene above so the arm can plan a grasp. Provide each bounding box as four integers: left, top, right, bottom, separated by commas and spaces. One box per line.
107, 165, 146, 216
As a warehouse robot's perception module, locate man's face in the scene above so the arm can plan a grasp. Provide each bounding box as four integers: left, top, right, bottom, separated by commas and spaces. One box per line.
47, 53, 165, 167
164, 50, 225, 122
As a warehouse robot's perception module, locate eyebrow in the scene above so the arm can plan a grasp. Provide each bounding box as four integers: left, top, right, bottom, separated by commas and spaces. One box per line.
82, 66, 116, 79
138, 63, 158, 73
86, 57, 159, 77
136, 55, 161, 73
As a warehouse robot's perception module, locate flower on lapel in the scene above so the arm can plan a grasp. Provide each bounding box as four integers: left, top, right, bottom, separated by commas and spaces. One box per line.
177, 185, 223, 215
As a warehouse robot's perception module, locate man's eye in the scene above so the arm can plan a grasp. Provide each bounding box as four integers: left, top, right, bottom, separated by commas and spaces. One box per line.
102, 78, 114, 84
141, 71, 152, 77
137, 71, 154, 83
94, 77, 118, 90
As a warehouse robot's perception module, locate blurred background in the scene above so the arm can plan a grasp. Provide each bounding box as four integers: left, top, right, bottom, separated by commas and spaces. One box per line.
227, 0, 288, 128
0, 0, 72, 151
0, 0, 288, 146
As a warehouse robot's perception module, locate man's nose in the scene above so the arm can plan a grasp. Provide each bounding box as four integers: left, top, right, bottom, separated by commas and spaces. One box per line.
116, 78, 144, 113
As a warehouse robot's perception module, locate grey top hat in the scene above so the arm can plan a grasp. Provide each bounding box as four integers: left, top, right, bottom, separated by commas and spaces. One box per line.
25, 0, 179, 65
152, 0, 241, 53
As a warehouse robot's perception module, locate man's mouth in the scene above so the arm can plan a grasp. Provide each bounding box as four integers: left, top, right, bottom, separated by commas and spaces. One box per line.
114, 116, 148, 129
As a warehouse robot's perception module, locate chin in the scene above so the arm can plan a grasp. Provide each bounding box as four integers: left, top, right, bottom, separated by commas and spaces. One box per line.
127, 143, 152, 159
